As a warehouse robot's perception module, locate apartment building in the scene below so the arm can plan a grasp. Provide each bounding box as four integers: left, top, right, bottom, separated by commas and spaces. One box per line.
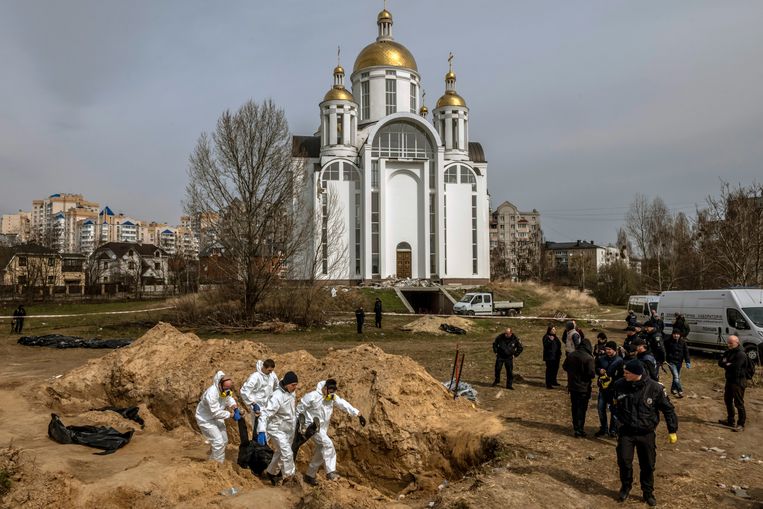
489, 201, 542, 280
0, 211, 31, 244
31, 193, 99, 248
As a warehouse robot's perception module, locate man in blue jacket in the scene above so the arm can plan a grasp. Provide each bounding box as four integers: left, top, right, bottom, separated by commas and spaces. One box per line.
595, 341, 624, 437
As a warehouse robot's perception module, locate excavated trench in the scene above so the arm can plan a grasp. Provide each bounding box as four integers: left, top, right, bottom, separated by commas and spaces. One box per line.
34, 323, 504, 504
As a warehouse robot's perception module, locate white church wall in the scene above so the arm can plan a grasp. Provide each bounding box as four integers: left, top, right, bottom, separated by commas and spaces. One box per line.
323, 180, 355, 280
445, 183, 473, 278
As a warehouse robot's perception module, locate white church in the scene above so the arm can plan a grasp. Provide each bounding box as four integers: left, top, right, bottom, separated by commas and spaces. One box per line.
293, 7, 490, 284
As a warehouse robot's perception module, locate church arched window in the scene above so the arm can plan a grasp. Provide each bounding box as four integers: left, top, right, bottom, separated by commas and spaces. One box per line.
372, 121, 434, 159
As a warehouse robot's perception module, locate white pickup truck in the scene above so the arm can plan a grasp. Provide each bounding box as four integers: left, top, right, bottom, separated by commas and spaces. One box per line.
452, 292, 524, 316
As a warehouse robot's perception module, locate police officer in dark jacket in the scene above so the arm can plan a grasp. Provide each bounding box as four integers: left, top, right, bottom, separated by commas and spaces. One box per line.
648, 310, 664, 334
718, 335, 748, 432
671, 313, 689, 338
612, 359, 678, 507
622, 326, 639, 357
492, 328, 522, 389
642, 322, 666, 366
542, 325, 562, 388
632, 338, 659, 381
595, 341, 624, 437
562, 339, 595, 437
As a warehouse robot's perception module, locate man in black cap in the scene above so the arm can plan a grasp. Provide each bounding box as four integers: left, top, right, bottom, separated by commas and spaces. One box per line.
632, 338, 659, 381
612, 359, 678, 506
595, 341, 624, 437
622, 326, 639, 358
562, 338, 595, 437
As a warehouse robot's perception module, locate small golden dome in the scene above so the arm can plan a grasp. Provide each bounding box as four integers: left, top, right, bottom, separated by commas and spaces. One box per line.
377, 9, 392, 22
419, 105, 429, 116
323, 87, 354, 102
353, 40, 418, 72
334, 65, 345, 75
445, 70, 456, 81
436, 92, 467, 108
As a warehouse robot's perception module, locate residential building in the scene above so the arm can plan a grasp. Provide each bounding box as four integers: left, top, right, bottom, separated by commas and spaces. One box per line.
0, 211, 31, 245
489, 201, 542, 280
31, 193, 99, 248
0, 244, 64, 287
91, 242, 169, 286
544, 240, 629, 274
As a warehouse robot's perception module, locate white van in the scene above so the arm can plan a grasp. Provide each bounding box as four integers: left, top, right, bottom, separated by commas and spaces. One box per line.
627, 295, 660, 320
657, 289, 763, 361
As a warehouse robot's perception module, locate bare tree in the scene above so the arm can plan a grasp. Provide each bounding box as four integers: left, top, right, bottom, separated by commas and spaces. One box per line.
185, 99, 309, 316
697, 182, 763, 287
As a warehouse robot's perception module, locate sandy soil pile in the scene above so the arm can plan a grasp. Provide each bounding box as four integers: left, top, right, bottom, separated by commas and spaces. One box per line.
400, 315, 476, 335
39, 323, 502, 497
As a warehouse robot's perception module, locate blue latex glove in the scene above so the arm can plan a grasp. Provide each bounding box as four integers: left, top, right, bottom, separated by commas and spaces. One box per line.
257, 432, 266, 446
233, 408, 241, 421
686, 362, 691, 369
253, 403, 260, 414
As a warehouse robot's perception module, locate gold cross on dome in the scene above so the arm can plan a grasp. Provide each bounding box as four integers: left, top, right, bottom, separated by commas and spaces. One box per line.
337, 45, 341, 66
448, 52, 454, 72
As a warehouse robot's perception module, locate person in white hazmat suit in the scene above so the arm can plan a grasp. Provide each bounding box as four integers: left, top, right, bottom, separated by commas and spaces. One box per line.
257, 371, 299, 485
240, 359, 278, 415
195, 370, 240, 463
297, 379, 366, 485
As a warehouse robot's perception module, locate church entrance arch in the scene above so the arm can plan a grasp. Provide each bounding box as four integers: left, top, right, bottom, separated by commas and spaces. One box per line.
396, 242, 412, 279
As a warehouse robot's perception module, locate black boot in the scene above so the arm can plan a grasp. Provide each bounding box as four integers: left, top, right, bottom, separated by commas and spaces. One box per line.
644, 493, 657, 506
617, 487, 631, 502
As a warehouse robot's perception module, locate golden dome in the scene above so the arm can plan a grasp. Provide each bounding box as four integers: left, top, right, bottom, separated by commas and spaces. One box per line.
353, 40, 418, 72
323, 87, 354, 102
377, 9, 392, 22
334, 65, 345, 75
436, 92, 467, 108
445, 70, 456, 80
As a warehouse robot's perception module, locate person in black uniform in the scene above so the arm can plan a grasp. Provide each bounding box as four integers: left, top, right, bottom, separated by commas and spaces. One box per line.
542, 325, 562, 389
373, 298, 383, 328
492, 328, 523, 390
718, 335, 748, 432
612, 359, 678, 507
354, 306, 365, 334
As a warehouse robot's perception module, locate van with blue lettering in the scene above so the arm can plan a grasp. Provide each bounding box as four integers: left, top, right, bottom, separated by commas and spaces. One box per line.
658, 289, 763, 362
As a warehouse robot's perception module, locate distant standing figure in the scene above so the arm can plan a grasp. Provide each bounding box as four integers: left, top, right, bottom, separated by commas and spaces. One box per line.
562, 321, 581, 355
492, 328, 523, 390
10, 307, 19, 333
14, 305, 26, 333
374, 298, 382, 328
542, 325, 562, 389
355, 306, 365, 334
626, 311, 638, 328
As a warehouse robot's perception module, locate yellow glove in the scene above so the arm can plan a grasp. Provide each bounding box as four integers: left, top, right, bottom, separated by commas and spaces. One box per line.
668, 433, 678, 444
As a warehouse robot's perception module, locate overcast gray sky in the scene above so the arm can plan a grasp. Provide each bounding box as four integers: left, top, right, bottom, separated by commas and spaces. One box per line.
2, 1, 762, 243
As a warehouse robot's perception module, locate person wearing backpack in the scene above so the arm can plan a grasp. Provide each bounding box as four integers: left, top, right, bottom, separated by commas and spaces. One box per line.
718, 335, 750, 432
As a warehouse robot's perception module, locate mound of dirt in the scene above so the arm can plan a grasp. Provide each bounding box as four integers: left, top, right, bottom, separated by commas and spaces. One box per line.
400, 315, 476, 335
40, 323, 502, 496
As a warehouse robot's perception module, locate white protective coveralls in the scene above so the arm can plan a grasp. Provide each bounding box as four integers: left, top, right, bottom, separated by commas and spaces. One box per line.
296, 380, 360, 477
258, 383, 297, 477
195, 370, 237, 462
239, 360, 278, 410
